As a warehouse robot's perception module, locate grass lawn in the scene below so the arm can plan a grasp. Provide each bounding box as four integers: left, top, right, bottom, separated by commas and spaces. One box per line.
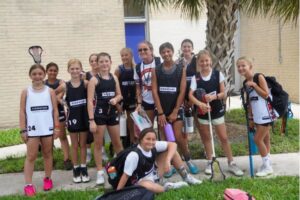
0, 128, 22, 147
0, 176, 298, 200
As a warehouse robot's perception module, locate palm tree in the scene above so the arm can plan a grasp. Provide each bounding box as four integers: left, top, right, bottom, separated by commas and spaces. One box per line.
141, 0, 298, 98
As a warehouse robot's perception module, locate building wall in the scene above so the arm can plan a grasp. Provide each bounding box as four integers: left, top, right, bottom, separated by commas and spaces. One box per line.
0, 0, 125, 128
148, 6, 207, 59
239, 13, 299, 103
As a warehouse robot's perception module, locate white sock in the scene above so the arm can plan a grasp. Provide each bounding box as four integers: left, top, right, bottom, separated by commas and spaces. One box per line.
262, 156, 270, 167
207, 160, 212, 164
74, 165, 79, 169
81, 164, 86, 168
102, 147, 105, 153
87, 148, 91, 154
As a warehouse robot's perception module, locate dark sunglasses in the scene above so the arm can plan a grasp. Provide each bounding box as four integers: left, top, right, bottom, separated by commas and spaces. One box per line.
138, 48, 149, 52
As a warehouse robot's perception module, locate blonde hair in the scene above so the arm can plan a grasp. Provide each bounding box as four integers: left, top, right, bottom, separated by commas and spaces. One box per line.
236, 56, 253, 67
120, 47, 136, 67
67, 58, 82, 70
196, 50, 212, 72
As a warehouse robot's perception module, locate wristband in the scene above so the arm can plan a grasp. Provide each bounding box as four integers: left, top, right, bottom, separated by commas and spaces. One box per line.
158, 113, 164, 116
54, 128, 60, 132
19, 129, 27, 134
137, 102, 142, 105
89, 118, 94, 121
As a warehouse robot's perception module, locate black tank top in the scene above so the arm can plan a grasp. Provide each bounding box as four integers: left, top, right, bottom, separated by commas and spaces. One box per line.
133, 148, 157, 182
118, 65, 136, 106
65, 80, 88, 131
85, 71, 93, 81
156, 63, 183, 116
45, 79, 64, 112
185, 56, 197, 100
195, 70, 225, 119
95, 73, 117, 117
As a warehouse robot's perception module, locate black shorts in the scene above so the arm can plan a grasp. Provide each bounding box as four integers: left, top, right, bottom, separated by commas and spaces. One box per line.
123, 103, 136, 111
28, 134, 53, 138
86, 131, 94, 144
255, 122, 274, 127
142, 101, 155, 111
95, 114, 119, 126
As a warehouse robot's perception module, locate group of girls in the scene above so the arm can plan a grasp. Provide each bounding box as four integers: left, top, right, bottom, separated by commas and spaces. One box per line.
19, 38, 275, 196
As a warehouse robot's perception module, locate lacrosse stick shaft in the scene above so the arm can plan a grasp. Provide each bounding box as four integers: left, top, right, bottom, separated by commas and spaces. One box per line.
207, 103, 215, 158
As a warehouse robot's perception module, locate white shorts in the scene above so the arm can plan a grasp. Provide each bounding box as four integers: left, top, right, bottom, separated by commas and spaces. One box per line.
137, 169, 159, 184
198, 116, 225, 126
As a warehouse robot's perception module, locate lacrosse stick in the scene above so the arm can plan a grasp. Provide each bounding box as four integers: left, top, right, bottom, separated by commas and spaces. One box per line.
207, 102, 226, 181
28, 45, 43, 64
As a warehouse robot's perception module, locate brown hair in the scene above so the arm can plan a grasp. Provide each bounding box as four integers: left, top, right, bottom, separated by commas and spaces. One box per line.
97, 52, 111, 62
67, 58, 82, 70
89, 53, 98, 62
138, 127, 156, 142
29, 64, 46, 76
159, 42, 174, 54
46, 62, 59, 72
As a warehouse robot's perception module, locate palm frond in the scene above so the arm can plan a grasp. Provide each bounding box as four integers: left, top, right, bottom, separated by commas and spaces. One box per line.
171, 0, 206, 20
239, 0, 299, 24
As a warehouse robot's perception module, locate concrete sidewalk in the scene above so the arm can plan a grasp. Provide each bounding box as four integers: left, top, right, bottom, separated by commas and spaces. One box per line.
0, 152, 298, 196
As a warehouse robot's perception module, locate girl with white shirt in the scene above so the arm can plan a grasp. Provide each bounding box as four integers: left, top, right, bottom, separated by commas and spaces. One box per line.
117, 128, 201, 194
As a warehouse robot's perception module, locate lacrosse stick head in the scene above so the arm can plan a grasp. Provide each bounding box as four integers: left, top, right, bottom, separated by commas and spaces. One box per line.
28, 45, 43, 64
194, 88, 207, 115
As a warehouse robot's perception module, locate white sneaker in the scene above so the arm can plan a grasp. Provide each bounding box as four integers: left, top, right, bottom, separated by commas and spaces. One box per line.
228, 162, 244, 176
205, 161, 212, 175
164, 181, 188, 191
256, 165, 273, 177
96, 170, 105, 185
183, 174, 202, 185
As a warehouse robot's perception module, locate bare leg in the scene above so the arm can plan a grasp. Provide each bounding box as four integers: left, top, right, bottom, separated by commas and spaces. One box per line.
196, 123, 213, 160
70, 133, 79, 166
41, 136, 54, 178
126, 110, 137, 144
58, 122, 70, 161
145, 110, 155, 125
215, 123, 233, 163
107, 125, 123, 154
173, 120, 190, 160
79, 132, 88, 165
254, 125, 270, 157
93, 126, 105, 170
24, 138, 40, 184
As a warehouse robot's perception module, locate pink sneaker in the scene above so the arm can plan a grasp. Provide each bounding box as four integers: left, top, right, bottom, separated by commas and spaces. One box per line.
24, 184, 36, 196
43, 177, 53, 191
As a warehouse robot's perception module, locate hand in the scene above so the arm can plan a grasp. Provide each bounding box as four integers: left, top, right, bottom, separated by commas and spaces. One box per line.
198, 103, 210, 114
21, 132, 28, 143
109, 98, 117, 106
204, 94, 216, 102
167, 110, 178, 123
164, 161, 171, 174
135, 104, 142, 112
158, 114, 167, 127
245, 81, 257, 88
89, 120, 97, 133
53, 129, 60, 139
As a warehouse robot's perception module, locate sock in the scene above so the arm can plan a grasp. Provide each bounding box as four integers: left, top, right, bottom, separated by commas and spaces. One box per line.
74, 165, 79, 169
262, 155, 270, 167
87, 148, 91, 154
177, 165, 188, 179
80, 164, 86, 168
207, 160, 212, 164
102, 147, 105, 153
183, 154, 191, 162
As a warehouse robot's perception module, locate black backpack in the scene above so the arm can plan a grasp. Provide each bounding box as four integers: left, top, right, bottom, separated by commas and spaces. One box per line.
95, 185, 154, 200
105, 145, 139, 189
253, 73, 289, 117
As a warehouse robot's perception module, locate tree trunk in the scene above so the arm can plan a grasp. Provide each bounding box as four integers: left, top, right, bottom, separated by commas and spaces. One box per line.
205, 0, 238, 101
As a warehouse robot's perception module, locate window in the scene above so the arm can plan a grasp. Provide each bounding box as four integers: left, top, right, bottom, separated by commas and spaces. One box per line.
124, 0, 145, 18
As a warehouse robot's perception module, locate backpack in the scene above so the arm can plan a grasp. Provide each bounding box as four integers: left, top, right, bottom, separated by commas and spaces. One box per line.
224, 188, 255, 200
105, 145, 139, 189
95, 185, 154, 200
253, 73, 289, 117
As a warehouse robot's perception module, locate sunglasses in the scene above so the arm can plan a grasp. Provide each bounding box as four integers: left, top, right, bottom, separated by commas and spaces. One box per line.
138, 48, 149, 52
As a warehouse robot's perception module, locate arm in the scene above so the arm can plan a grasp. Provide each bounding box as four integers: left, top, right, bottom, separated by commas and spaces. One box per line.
50, 89, 60, 139
114, 67, 120, 79
168, 67, 186, 122
87, 77, 97, 133
110, 75, 123, 105
151, 68, 167, 126
117, 173, 130, 190
134, 69, 143, 111
247, 74, 269, 99
56, 82, 66, 105
19, 89, 28, 143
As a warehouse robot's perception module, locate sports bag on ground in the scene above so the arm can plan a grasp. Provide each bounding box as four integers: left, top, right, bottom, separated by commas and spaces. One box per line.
224, 188, 255, 200
253, 73, 289, 117
95, 185, 154, 200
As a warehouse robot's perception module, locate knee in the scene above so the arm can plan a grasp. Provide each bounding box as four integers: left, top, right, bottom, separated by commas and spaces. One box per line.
27, 153, 38, 162
219, 136, 229, 145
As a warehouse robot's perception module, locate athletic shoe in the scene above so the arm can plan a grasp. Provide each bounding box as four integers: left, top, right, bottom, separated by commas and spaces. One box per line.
164, 181, 188, 191
186, 160, 200, 174
228, 162, 244, 176
43, 177, 53, 191
24, 184, 36, 197
96, 170, 105, 185
163, 166, 177, 178
81, 167, 90, 183
183, 174, 202, 185
205, 161, 212, 175
73, 167, 81, 183
86, 151, 92, 163
256, 165, 273, 177
64, 159, 73, 170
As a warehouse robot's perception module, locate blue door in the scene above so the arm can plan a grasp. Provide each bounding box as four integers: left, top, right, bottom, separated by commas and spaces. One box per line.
125, 23, 146, 64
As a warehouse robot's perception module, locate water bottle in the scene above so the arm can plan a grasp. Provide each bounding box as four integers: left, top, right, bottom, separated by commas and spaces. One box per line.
184, 109, 194, 133
164, 123, 175, 142
119, 113, 127, 137
108, 166, 117, 179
